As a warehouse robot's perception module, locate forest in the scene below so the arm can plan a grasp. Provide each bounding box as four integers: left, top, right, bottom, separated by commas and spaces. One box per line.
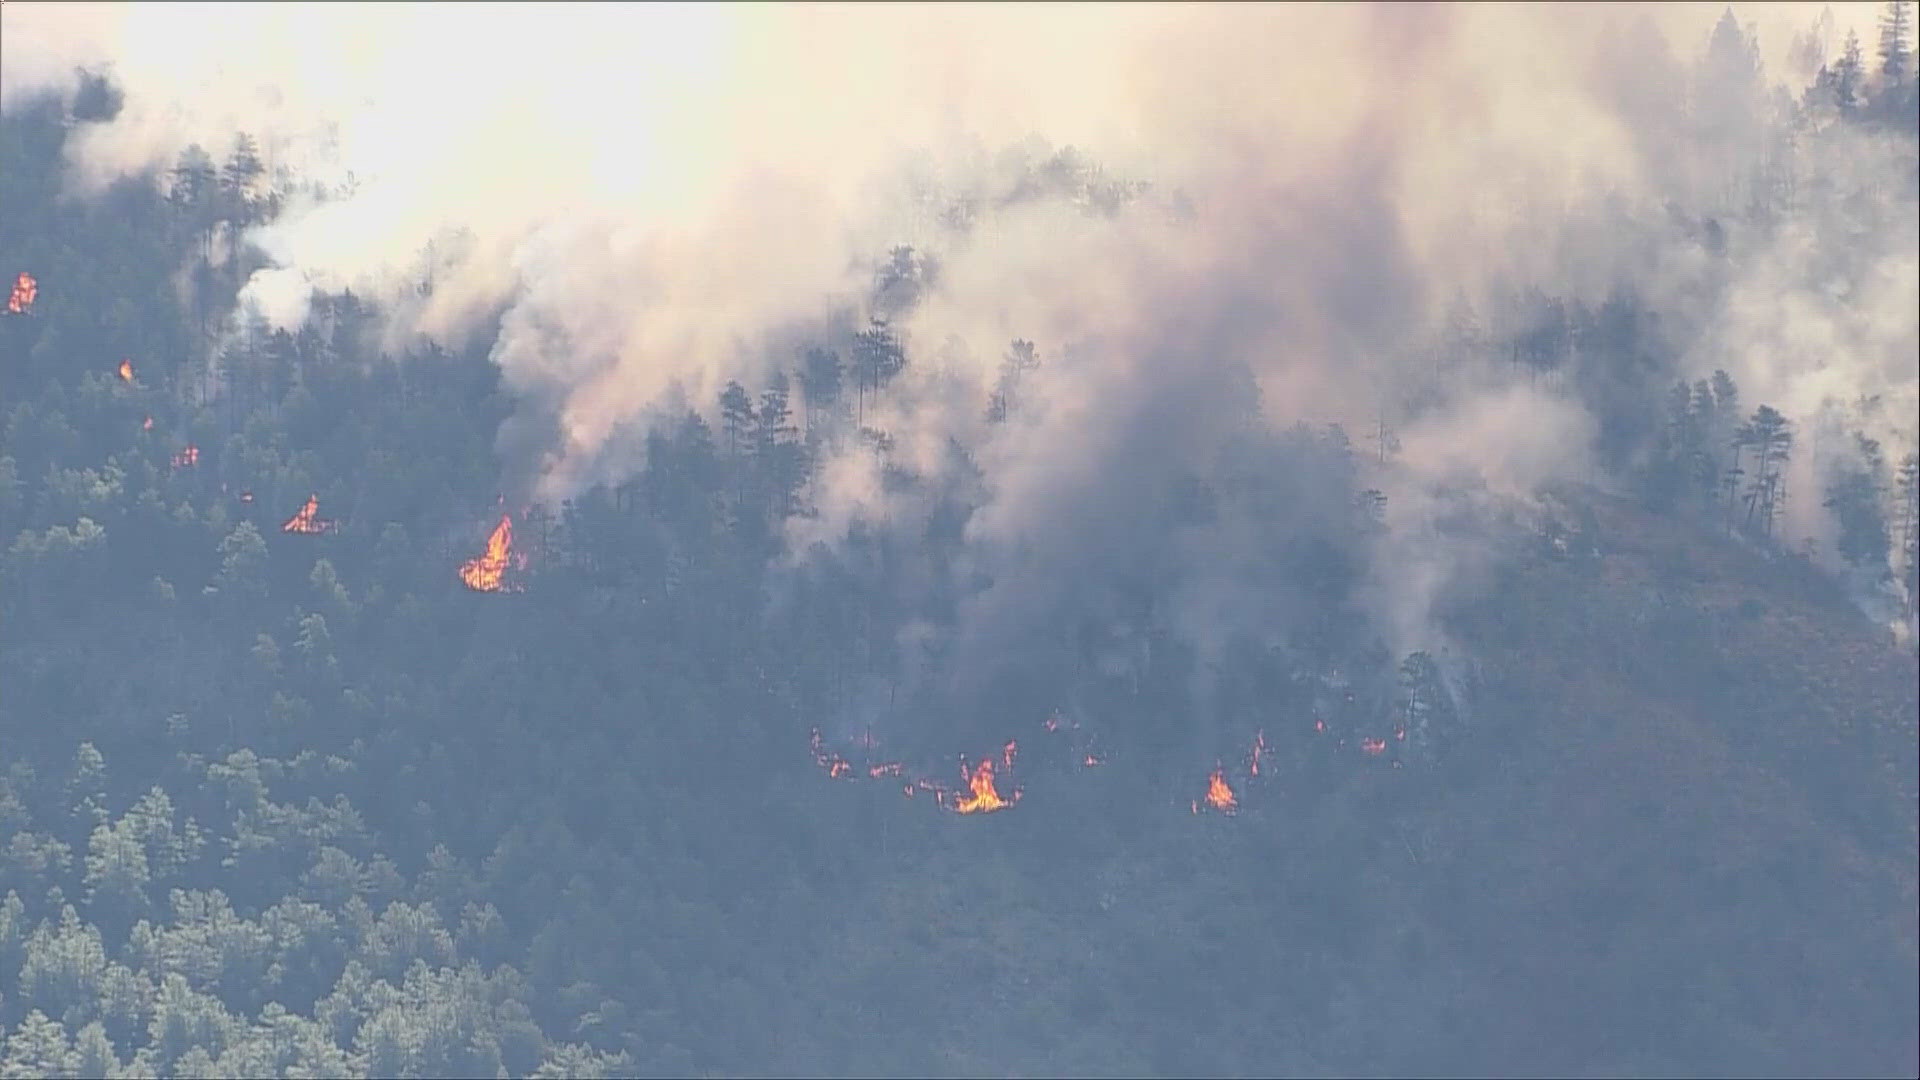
1, 5, 1917, 1078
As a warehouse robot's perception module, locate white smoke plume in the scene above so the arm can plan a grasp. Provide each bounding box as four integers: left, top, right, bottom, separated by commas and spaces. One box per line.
4, 1, 1914, 667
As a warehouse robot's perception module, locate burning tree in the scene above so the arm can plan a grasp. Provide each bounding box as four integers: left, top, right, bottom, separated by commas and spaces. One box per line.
282, 495, 335, 534
1193, 764, 1238, 815
6, 272, 35, 314
952, 757, 1019, 814
459, 514, 517, 591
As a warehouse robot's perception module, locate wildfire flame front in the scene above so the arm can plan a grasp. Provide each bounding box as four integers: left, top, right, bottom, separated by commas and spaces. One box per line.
459, 514, 516, 592
952, 758, 1018, 814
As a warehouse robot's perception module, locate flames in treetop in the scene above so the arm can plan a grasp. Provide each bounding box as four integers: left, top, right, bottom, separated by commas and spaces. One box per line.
6, 273, 35, 314
118, 359, 133, 383
281, 495, 335, 534
953, 757, 1019, 815
459, 514, 516, 592
170, 445, 199, 469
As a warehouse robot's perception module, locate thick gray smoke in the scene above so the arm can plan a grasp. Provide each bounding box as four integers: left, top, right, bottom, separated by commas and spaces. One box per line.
5, 2, 1914, 671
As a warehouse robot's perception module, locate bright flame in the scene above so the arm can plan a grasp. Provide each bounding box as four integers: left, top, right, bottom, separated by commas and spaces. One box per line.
1203, 765, 1237, 813
953, 758, 1018, 814
281, 494, 333, 534
6, 273, 35, 314
1360, 737, 1387, 756
118, 359, 133, 382
239, 490, 254, 503
170, 445, 199, 469
1249, 729, 1269, 777
459, 514, 514, 591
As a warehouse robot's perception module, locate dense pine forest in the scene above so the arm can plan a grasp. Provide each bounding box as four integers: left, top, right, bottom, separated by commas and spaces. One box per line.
1, 5, 1917, 1078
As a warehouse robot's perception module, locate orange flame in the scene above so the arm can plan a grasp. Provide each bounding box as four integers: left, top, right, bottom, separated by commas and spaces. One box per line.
952, 758, 1018, 814
281, 494, 333, 534
118, 359, 133, 383
170, 444, 199, 469
1249, 729, 1269, 777
6, 273, 36, 314
459, 514, 514, 591
829, 758, 853, 779
1360, 737, 1387, 756
1203, 764, 1237, 813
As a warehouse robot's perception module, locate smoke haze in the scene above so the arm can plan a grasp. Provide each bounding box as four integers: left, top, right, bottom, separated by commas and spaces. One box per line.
5, 0, 1914, 662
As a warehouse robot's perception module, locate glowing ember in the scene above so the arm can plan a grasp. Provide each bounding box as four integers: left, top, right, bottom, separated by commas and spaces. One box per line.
1044, 715, 1061, 732
170, 445, 199, 469
1002, 740, 1018, 769
281, 495, 334, 534
829, 759, 853, 779
953, 758, 1018, 814
459, 514, 515, 592
1395, 727, 1406, 742
1360, 737, 1387, 756
1314, 718, 1326, 733
868, 762, 903, 779
1249, 729, 1269, 777
1203, 764, 1237, 813
142, 416, 153, 431
1083, 753, 1103, 768
6, 273, 36, 314
118, 359, 133, 383
239, 491, 254, 503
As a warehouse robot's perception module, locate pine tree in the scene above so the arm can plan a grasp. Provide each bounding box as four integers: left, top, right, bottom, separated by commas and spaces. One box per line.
1881, 0, 1913, 86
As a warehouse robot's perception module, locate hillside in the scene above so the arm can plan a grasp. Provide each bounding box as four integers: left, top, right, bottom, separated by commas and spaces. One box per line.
1421, 486, 1919, 1076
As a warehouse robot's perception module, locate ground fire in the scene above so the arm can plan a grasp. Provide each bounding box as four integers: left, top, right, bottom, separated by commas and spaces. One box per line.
118, 359, 133, 382
459, 514, 515, 591
7, 273, 35, 314
170, 445, 199, 469
953, 757, 1019, 814
281, 495, 334, 534
1193, 764, 1238, 815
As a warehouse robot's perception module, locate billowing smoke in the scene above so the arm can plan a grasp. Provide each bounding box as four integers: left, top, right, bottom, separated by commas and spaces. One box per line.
5, 2, 1914, 707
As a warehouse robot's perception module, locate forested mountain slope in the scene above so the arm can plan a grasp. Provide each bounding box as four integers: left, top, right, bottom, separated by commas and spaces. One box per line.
2, 6, 1918, 1079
